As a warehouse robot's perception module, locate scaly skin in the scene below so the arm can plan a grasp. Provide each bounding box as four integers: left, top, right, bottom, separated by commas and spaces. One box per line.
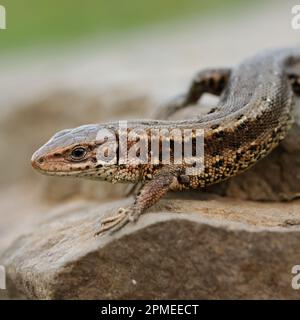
31, 47, 300, 235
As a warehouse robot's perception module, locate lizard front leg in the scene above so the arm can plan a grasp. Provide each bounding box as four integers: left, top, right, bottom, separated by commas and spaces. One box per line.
126, 68, 231, 198
154, 68, 231, 119
95, 166, 181, 236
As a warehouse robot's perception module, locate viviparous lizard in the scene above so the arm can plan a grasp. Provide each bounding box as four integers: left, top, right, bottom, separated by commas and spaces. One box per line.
31, 47, 300, 235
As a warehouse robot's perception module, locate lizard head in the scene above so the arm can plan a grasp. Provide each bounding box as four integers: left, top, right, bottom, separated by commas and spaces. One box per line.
31, 123, 138, 182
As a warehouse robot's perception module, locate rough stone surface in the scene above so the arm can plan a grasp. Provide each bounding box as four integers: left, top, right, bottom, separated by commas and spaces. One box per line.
2, 196, 300, 299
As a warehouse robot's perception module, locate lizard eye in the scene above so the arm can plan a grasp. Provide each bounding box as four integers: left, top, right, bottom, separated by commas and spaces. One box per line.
70, 147, 87, 161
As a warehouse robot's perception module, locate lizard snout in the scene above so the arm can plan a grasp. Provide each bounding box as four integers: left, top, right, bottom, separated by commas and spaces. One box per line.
31, 149, 45, 170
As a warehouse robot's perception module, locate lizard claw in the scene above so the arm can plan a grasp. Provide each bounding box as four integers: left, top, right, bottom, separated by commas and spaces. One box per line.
94, 206, 141, 237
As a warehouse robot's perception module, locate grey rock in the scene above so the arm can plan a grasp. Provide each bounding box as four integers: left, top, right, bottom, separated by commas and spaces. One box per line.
2, 197, 300, 299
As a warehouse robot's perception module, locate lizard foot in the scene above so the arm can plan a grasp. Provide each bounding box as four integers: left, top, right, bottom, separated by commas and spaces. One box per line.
94, 206, 142, 236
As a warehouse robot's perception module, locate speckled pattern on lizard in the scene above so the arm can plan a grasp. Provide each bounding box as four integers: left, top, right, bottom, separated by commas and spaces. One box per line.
31, 47, 300, 235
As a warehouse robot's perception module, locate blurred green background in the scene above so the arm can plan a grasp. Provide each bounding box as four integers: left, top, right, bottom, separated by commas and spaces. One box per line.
0, 0, 262, 53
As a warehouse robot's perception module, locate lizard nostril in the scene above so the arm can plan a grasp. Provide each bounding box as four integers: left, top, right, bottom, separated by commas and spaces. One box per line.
31, 155, 42, 169
31, 151, 45, 169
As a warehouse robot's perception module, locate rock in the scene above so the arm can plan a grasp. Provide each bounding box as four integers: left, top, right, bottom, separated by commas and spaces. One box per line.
2, 196, 300, 299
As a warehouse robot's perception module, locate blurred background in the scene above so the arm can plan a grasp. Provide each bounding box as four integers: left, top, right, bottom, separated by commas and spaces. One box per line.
0, 0, 262, 53
0, 0, 299, 297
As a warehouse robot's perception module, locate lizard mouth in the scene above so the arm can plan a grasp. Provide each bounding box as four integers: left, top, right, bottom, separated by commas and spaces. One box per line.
31, 153, 86, 176
31, 154, 106, 178
33, 168, 80, 176
32, 165, 100, 177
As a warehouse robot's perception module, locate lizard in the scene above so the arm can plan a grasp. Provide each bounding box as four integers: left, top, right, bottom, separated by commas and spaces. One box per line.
31, 47, 300, 236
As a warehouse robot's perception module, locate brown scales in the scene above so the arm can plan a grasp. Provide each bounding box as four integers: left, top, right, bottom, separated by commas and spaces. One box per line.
31, 47, 300, 235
